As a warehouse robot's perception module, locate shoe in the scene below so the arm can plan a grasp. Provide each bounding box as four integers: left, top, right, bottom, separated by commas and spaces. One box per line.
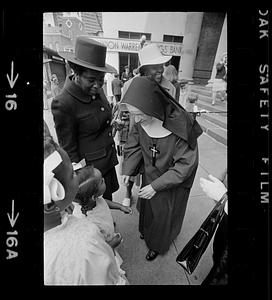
122, 197, 131, 207
146, 249, 159, 261
140, 234, 144, 239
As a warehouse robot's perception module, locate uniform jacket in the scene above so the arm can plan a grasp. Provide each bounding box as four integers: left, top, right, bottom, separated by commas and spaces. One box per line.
51, 75, 118, 176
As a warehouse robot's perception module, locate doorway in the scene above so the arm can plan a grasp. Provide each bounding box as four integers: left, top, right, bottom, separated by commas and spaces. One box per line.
165, 56, 181, 73
119, 52, 139, 75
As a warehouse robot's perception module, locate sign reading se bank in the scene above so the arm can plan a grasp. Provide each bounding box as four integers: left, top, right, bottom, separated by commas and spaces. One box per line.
92, 37, 182, 56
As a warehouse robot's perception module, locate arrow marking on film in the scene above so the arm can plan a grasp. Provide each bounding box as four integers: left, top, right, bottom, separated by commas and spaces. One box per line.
6, 61, 19, 89
7, 200, 19, 228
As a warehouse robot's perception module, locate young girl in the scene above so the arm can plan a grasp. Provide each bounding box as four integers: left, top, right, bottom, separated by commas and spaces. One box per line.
72, 165, 132, 247
44, 126, 128, 285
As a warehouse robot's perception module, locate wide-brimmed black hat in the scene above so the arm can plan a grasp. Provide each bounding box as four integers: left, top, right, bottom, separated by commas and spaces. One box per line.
58, 36, 116, 73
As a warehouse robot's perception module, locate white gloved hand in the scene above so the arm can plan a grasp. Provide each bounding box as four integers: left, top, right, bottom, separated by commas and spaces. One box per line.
200, 174, 227, 202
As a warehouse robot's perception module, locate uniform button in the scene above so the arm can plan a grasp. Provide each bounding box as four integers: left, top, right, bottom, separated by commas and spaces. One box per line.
106, 120, 110, 124
108, 132, 112, 136
101, 107, 105, 111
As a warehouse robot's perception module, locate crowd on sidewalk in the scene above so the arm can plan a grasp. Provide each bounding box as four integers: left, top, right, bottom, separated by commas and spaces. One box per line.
43, 36, 228, 285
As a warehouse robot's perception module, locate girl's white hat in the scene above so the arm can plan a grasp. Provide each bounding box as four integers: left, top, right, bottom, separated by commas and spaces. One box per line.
44, 151, 65, 205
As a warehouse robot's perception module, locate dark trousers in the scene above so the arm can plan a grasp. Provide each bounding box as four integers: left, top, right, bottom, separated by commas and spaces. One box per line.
102, 167, 119, 201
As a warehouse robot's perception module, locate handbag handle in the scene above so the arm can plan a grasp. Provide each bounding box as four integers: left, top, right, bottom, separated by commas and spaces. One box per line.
193, 193, 227, 249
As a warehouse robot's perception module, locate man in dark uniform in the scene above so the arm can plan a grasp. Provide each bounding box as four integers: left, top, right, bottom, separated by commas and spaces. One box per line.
51, 37, 119, 200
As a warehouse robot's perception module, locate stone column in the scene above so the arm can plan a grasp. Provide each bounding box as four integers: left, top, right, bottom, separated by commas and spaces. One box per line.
206, 14, 227, 87
178, 12, 204, 82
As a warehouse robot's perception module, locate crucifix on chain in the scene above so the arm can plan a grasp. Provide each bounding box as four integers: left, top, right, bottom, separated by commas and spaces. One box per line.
149, 144, 160, 166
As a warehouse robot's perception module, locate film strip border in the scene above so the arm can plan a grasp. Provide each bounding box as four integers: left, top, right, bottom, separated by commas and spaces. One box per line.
228, 9, 270, 299
0, 10, 43, 287
256, 9, 270, 300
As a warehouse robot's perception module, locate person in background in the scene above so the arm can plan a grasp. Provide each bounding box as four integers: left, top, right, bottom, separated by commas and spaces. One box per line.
132, 68, 138, 77
105, 72, 115, 108
200, 170, 228, 285
211, 53, 227, 105
163, 64, 180, 103
121, 77, 203, 261
179, 79, 190, 109
111, 73, 123, 107
121, 65, 132, 84
50, 74, 61, 98
43, 79, 49, 110
51, 36, 119, 201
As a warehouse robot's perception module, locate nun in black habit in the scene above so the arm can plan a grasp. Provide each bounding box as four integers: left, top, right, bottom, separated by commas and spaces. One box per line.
121, 76, 203, 261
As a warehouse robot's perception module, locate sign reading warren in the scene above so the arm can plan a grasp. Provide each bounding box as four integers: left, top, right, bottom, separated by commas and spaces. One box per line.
92, 37, 182, 56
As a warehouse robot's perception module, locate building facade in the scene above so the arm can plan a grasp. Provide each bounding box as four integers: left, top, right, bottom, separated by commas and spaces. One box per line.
93, 12, 227, 84
43, 12, 87, 52
98, 12, 185, 76
81, 12, 103, 36
43, 11, 227, 85
179, 12, 227, 84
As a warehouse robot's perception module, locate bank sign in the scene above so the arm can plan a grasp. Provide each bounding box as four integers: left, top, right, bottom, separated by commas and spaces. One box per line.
92, 37, 182, 56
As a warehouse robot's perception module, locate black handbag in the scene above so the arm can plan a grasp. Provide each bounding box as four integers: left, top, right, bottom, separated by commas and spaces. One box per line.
176, 193, 227, 275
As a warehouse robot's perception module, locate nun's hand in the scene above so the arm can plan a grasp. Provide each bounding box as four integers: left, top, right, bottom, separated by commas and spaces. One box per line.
138, 184, 156, 199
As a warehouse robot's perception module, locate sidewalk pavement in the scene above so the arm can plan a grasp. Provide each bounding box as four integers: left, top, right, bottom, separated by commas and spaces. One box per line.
43, 107, 227, 285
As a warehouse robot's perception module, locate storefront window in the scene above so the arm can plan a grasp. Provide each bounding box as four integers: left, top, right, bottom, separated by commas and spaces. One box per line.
118, 31, 151, 41
163, 35, 183, 43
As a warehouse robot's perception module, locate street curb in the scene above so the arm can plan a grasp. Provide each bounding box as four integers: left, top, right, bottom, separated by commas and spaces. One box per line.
200, 112, 227, 130
197, 118, 227, 146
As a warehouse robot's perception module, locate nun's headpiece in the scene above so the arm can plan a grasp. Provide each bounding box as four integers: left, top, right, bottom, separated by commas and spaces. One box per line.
121, 77, 203, 149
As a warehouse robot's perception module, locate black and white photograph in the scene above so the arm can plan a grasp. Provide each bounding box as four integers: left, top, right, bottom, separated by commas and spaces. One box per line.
42, 11, 227, 285
0, 8, 270, 296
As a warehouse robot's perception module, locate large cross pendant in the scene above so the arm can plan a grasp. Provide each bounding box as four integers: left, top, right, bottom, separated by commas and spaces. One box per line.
149, 144, 160, 166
